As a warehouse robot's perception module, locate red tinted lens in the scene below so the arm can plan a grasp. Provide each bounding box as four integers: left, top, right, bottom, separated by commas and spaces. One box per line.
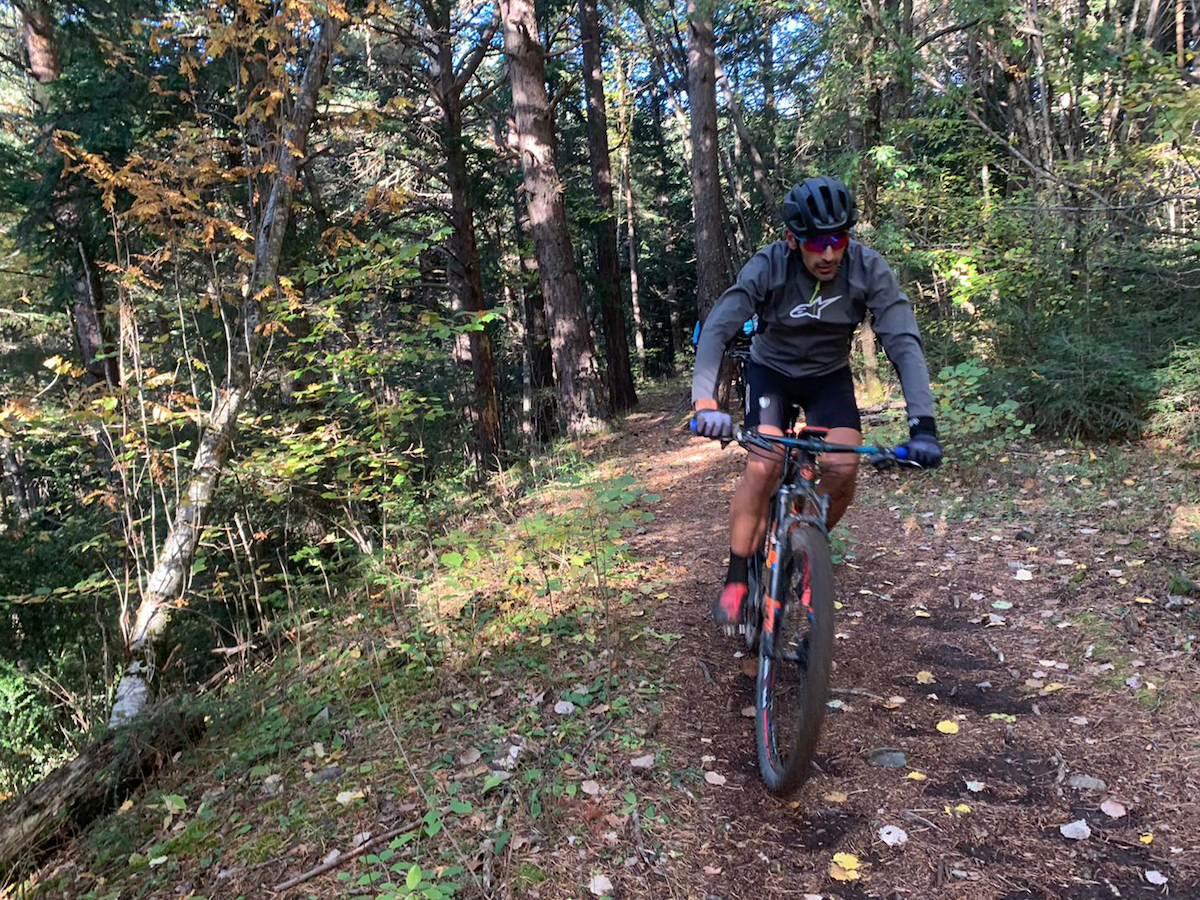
801, 232, 850, 253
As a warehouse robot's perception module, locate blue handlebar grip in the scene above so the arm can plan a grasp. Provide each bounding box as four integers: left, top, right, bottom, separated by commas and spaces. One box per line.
690, 417, 697, 432
894, 445, 908, 460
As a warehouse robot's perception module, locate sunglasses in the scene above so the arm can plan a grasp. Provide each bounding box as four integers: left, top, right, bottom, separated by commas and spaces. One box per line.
800, 232, 850, 253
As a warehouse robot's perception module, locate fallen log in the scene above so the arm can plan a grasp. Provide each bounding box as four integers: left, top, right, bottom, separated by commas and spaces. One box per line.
0, 700, 205, 882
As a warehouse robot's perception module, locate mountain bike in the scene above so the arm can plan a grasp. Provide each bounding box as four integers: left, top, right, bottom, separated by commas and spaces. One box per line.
693, 420, 914, 795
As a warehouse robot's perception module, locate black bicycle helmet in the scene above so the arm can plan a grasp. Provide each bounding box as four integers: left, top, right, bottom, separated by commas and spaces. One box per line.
782, 176, 858, 237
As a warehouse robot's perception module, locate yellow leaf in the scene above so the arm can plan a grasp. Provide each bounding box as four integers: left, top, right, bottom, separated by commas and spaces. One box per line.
955, 803, 972, 813
1042, 683, 1064, 693
1134, 596, 1154, 605
913, 609, 931, 618
118, 799, 134, 814
916, 670, 936, 685
936, 720, 960, 735
1140, 832, 1154, 844
906, 771, 927, 781
823, 791, 848, 803
830, 853, 861, 881
883, 696, 907, 709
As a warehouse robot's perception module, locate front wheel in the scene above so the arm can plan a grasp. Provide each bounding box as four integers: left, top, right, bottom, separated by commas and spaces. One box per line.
755, 523, 835, 796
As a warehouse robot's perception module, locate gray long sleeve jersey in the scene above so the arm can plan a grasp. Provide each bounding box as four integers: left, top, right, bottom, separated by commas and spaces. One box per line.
692, 239, 936, 423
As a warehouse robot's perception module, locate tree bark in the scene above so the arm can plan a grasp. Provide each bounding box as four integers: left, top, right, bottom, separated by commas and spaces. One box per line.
579, 0, 637, 411
686, 0, 731, 320
108, 15, 344, 727
19, 4, 119, 387
615, 46, 647, 373
501, 0, 607, 433
0, 434, 31, 522
0, 701, 204, 881
426, 4, 502, 471
715, 60, 778, 226
72, 242, 119, 386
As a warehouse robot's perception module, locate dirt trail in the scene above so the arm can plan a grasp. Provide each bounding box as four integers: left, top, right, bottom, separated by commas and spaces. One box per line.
599, 391, 1199, 900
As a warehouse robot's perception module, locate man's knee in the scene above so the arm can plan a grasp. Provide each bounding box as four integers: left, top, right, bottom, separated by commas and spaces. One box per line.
745, 453, 782, 487
820, 460, 859, 496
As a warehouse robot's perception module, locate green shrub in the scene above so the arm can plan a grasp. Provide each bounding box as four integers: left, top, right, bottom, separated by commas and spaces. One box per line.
1148, 343, 1200, 447
0, 660, 63, 795
933, 360, 1032, 459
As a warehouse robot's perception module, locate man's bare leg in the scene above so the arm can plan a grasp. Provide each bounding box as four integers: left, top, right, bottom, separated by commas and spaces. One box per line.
816, 426, 862, 529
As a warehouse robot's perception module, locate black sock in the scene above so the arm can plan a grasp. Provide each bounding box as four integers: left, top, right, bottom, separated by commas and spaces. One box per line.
725, 551, 749, 585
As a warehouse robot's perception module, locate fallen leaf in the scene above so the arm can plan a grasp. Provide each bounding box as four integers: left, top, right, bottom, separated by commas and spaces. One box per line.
829, 852, 861, 882
1100, 799, 1127, 819
913, 609, 931, 618
954, 803, 971, 813
906, 771, 927, 781
581, 780, 600, 796
704, 771, 727, 786
1069, 716, 1089, 726
1140, 832, 1154, 844
1014, 569, 1033, 581
554, 700, 576, 715
588, 874, 613, 896
936, 720, 960, 735
741, 705, 755, 718
703, 865, 723, 875
992, 600, 1013, 610
883, 695, 907, 709
878, 825, 908, 847
1145, 870, 1168, 886
916, 670, 936, 685
459, 748, 482, 766
823, 791, 848, 803
630, 754, 655, 770
1059, 819, 1092, 840
118, 799, 134, 814
335, 790, 364, 806
1042, 682, 1064, 693
149, 855, 167, 868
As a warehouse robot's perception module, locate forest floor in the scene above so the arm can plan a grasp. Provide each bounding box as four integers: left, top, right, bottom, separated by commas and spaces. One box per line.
23, 384, 1200, 900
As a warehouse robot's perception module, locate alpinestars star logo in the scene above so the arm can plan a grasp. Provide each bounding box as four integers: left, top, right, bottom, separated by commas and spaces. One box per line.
789, 294, 841, 320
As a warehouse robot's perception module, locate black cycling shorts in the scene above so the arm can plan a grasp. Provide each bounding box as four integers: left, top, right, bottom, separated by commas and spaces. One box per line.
744, 362, 862, 432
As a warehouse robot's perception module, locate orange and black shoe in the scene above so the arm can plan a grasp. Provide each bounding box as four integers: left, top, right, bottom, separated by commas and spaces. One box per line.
712, 581, 748, 626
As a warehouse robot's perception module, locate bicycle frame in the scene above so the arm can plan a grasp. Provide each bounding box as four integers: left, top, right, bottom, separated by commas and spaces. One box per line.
736, 426, 905, 656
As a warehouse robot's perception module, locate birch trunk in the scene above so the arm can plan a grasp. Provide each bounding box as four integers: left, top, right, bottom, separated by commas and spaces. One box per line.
108, 15, 344, 727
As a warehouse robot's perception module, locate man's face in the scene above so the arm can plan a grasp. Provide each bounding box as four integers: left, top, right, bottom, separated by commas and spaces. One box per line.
787, 231, 848, 283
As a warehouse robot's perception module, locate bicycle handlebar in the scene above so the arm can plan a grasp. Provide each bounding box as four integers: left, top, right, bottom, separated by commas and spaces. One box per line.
689, 419, 920, 468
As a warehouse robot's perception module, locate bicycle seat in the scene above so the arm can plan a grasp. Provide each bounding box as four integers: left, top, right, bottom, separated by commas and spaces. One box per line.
795, 426, 830, 439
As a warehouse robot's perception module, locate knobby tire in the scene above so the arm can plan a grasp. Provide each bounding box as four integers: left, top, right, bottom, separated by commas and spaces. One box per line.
754, 523, 834, 796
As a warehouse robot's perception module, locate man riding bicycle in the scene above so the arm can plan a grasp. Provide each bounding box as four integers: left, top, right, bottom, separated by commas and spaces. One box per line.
691, 176, 943, 625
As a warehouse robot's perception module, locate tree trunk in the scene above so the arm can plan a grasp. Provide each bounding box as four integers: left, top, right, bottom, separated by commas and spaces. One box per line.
22, 0, 58, 102
513, 190, 557, 443
686, 0, 731, 320
715, 60, 778, 226
859, 324, 883, 402
428, 10, 502, 471
72, 242, 118, 386
501, 0, 607, 433
0, 701, 204, 881
0, 434, 31, 522
108, 15, 344, 728
616, 46, 647, 373
579, 0, 637, 411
